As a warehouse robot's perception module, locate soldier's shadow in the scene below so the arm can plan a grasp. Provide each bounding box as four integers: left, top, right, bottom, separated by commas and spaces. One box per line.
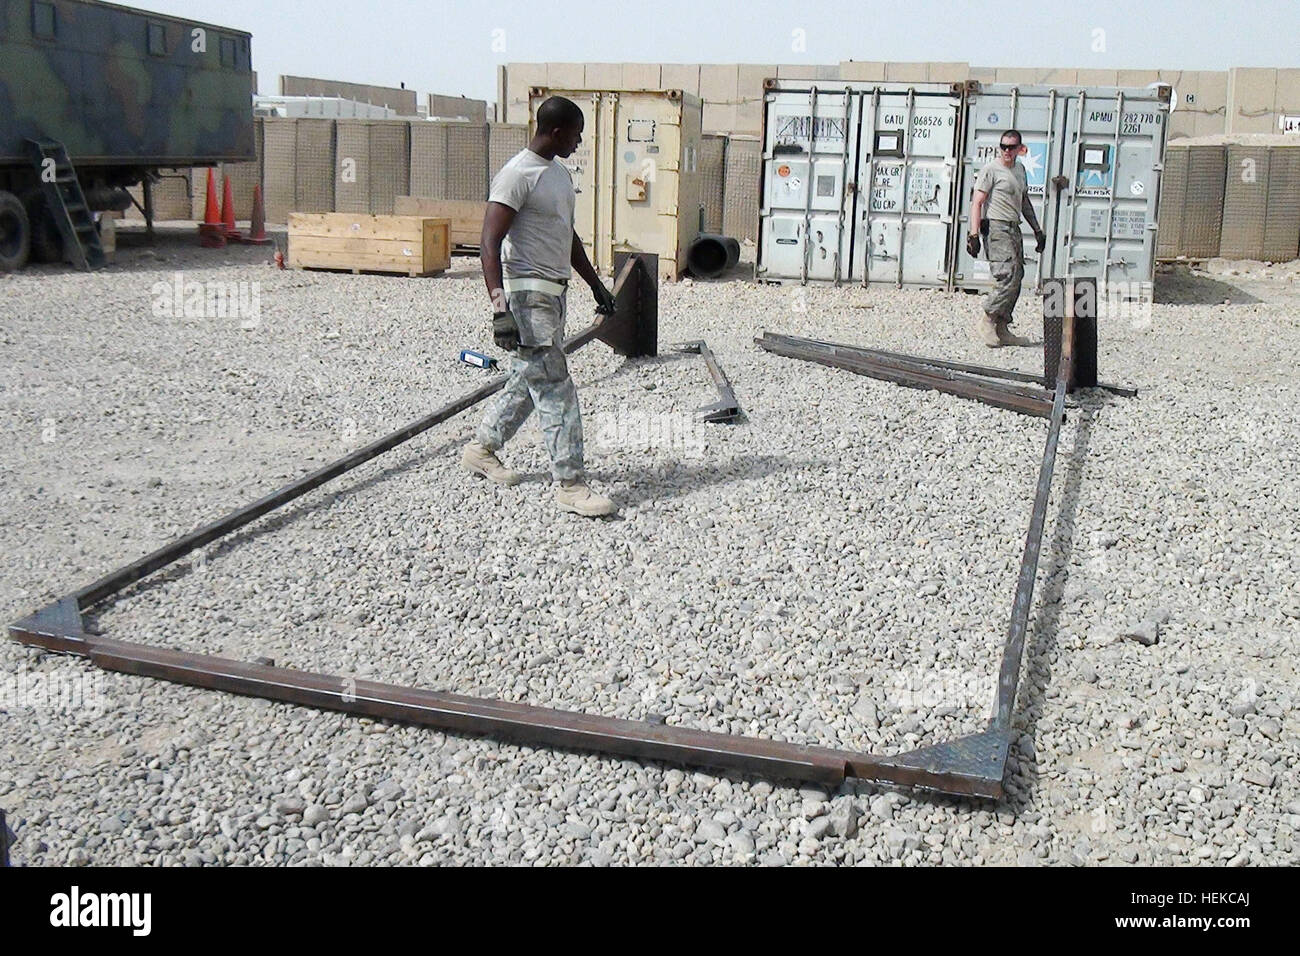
590, 454, 817, 508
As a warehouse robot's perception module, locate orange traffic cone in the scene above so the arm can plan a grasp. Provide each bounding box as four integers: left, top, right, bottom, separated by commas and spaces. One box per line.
242, 184, 272, 246
220, 175, 241, 241
198, 168, 225, 248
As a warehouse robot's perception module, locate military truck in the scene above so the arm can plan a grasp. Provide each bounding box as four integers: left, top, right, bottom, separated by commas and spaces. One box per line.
0, 0, 255, 271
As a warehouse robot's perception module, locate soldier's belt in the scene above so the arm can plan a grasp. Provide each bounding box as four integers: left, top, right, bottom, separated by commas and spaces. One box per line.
504, 277, 569, 296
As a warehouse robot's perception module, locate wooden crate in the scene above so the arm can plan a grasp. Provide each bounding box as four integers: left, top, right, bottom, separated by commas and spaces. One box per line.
394, 197, 484, 249
288, 213, 450, 277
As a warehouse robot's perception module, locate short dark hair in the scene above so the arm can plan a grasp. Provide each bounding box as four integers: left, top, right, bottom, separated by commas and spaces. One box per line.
1000, 129, 1023, 146
537, 96, 584, 135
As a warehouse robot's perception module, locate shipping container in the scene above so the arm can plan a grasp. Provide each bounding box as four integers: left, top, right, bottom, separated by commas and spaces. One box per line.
528, 87, 703, 280
756, 80, 964, 286
953, 84, 1171, 291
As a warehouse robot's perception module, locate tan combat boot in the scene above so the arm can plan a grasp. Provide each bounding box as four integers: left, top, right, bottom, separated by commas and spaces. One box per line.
461, 440, 523, 486
555, 477, 617, 517
995, 321, 1034, 347
977, 314, 1002, 348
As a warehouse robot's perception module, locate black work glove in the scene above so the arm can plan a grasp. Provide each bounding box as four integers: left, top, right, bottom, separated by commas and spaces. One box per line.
592, 283, 616, 315
1035, 231, 1046, 254
966, 233, 981, 258
492, 310, 519, 352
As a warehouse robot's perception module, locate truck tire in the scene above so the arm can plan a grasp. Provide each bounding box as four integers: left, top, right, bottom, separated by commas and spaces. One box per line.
0, 190, 31, 273
22, 191, 64, 264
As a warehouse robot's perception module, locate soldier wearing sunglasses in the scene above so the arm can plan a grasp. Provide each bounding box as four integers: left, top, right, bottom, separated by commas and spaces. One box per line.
967, 130, 1045, 348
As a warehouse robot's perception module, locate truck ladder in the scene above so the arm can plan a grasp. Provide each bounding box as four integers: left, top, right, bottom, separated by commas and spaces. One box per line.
24, 139, 105, 271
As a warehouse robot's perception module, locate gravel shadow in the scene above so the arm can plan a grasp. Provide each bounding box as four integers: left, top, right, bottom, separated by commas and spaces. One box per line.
601, 454, 817, 508
1154, 270, 1261, 305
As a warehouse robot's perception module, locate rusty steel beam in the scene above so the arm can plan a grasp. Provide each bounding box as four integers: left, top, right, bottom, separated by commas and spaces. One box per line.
671, 340, 742, 422
760, 332, 1051, 403
992, 285, 1076, 728
757, 333, 1054, 418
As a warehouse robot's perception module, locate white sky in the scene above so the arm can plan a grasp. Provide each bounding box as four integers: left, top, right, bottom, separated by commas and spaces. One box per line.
127, 0, 1299, 103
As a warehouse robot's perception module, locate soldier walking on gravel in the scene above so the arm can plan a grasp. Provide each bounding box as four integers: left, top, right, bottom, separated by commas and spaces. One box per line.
967, 129, 1046, 348
461, 96, 618, 517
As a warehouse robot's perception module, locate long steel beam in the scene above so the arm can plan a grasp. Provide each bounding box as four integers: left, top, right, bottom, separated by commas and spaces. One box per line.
757, 334, 1054, 418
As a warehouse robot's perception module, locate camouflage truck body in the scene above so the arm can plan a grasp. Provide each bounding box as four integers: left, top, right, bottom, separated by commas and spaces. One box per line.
0, 0, 255, 270
0, 0, 254, 165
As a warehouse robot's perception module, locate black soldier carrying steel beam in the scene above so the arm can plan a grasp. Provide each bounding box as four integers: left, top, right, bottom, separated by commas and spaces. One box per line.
461, 96, 619, 517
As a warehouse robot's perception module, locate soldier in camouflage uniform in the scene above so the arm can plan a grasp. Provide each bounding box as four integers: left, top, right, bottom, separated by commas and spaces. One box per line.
967, 129, 1046, 348
462, 96, 618, 517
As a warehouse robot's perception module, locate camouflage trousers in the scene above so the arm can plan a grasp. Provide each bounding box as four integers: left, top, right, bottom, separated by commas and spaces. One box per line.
982, 220, 1025, 322
475, 289, 584, 480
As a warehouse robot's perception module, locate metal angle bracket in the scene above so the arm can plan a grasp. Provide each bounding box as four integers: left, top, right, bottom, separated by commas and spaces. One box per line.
864, 727, 1014, 798
600, 252, 659, 358
671, 339, 742, 423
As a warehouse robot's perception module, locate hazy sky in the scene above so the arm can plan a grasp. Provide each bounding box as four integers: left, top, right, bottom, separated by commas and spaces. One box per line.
128, 0, 1298, 103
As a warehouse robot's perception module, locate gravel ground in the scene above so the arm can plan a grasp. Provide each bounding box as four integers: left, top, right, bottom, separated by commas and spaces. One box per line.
1, 228, 1297, 866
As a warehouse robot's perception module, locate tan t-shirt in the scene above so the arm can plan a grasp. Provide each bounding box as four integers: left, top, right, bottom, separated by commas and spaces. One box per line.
973, 160, 1028, 224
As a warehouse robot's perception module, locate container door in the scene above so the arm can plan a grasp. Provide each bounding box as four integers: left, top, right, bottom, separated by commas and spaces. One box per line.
1057, 92, 1167, 288
952, 88, 1068, 292
757, 86, 856, 283
549, 92, 604, 272
855, 88, 962, 287
610, 91, 685, 281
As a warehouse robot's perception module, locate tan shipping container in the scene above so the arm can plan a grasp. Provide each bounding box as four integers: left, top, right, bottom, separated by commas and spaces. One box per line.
528, 87, 703, 280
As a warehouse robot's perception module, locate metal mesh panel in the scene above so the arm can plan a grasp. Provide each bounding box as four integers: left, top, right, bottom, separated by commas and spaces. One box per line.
1220, 146, 1269, 259
1182, 145, 1226, 259
294, 119, 337, 214
699, 135, 726, 233
1156, 145, 1186, 258
333, 121, 370, 213
722, 136, 761, 243
488, 123, 527, 183
446, 124, 488, 200
368, 122, 410, 215
1262, 147, 1300, 262
262, 118, 298, 224
410, 123, 448, 199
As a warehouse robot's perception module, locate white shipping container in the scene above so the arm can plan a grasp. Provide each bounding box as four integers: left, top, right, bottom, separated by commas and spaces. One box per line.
756, 80, 965, 287
528, 87, 702, 280
954, 84, 1171, 291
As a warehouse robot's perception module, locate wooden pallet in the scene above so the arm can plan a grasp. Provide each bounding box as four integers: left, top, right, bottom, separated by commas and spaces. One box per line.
289, 213, 450, 277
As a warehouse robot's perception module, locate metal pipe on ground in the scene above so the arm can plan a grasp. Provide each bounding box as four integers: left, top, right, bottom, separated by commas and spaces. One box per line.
756, 333, 1054, 418
686, 233, 740, 279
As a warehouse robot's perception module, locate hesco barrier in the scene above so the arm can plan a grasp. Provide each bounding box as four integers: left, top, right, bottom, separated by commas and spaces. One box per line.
953, 84, 1171, 292
722, 136, 762, 245
1157, 144, 1227, 260
758, 80, 1172, 288
262, 118, 336, 224
1220, 144, 1300, 261
757, 81, 963, 286
335, 120, 411, 215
